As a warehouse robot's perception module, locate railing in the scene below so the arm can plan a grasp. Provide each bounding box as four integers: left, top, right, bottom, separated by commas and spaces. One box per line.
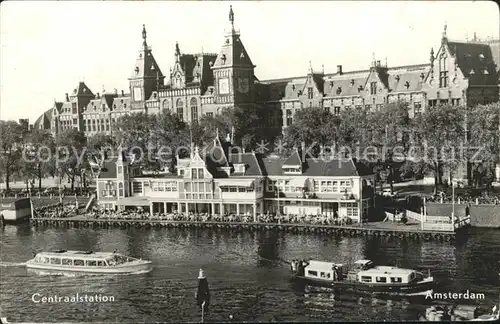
422, 222, 454, 232
405, 210, 422, 222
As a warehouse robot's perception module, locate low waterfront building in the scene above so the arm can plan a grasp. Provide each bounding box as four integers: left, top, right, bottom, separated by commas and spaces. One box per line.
95, 135, 375, 223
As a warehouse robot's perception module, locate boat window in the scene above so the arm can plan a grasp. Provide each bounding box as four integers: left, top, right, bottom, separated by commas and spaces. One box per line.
97, 261, 105, 267
61, 259, 72, 265
50, 258, 61, 265
39, 257, 49, 263
86, 260, 97, 266
375, 276, 387, 283
307, 270, 318, 277
74, 259, 84, 266
320, 272, 326, 278
361, 276, 372, 283
390, 277, 403, 283
409, 272, 415, 279
326, 273, 331, 279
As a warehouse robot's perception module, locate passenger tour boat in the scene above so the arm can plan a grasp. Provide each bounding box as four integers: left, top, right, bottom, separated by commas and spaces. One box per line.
290, 259, 434, 296
26, 250, 152, 274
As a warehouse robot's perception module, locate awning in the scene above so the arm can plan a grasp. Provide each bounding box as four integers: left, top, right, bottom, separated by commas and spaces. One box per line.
219, 179, 255, 187
289, 177, 308, 188
116, 197, 151, 207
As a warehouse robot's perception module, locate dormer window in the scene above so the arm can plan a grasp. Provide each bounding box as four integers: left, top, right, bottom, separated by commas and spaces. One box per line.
240, 52, 245, 59
479, 53, 485, 60
151, 64, 155, 71
135, 66, 139, 74
420, 73, 425, 80
470, 69, 475, 75
292, 84, 296, 91
358, 85, 363, 92
405, 81, 410, 89
234, 164, 245, 173
484, 69, 489, 75
330, 81, 334, 88
350, 79, 355, 86
221, 54, 227, 64
153, 92, 157, 99
197, 62, 201, 67
283, 167, 301, 174
395, 75, 400, 81
336, 87, 342, 95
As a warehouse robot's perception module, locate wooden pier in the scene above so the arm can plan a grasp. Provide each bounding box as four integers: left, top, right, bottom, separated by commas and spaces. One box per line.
28, 216, 470, 242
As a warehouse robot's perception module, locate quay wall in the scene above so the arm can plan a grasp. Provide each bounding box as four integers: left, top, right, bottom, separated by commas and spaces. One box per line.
27, 217, 462, 242
426, 203, 500, 228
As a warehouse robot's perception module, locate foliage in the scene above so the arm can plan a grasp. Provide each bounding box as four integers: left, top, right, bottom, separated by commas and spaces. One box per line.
0, 120, 25, 191
21, 128, 56, 189
54, 129, 87, 191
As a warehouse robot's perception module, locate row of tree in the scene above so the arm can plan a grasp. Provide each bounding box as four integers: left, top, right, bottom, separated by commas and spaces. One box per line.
282, 102, 499, 192
0, 102, 498, 193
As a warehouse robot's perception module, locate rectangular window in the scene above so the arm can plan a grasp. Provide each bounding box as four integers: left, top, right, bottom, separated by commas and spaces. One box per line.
191, 169, 197, 179
50, 258, 61, 265
370, 82, 377, 95
74, 260, 84, 266
86, 260, 97, 266
132, 182, 142, 194
324, 106, 330, 113
439, 71, 448, 88
334, 106, 340, 115
206, 112, 213, 117
390, 277, 403, 283
198, 169, 204, 179
73, 118, 77, 125
117, 166, 123, 174
376, 104, 383, 111
365, 104, 371, 111
286, 109, 293, 126
376, 276, 387, 283
361, 276, 372, 283
308, 87, 313, 99
355, 105, 363, 110
72, 103, 77, 114
414, 102, 422, 116
428, 99, 437, 107
344, 105, 351, 110
62, 259, 72, 265
308, 270, 318, 276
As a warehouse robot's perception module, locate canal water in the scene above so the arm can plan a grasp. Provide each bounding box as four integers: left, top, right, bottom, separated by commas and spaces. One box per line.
1, 224, 499, 322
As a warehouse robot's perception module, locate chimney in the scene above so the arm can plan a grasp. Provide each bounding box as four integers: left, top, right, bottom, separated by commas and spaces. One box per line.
376, 60, 381, 67
65, 93, 69, 102
114, 88, 118, 95
96, 93, 100, 99
121, 90, 125, 97
337, 65, 343, 75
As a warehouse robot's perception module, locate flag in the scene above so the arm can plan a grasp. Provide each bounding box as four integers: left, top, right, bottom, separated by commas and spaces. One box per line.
196, 269, 210, 314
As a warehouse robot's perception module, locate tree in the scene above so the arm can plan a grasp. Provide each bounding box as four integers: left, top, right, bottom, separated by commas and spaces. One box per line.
466, 102, 500, 187
0, 120, 24, 191
369, 102, 412, 192
21, 128, 56, 190
55, 129, 87, 191
410, 104, 465, 193
113, 113, 157, 170
151, 111, 190, 172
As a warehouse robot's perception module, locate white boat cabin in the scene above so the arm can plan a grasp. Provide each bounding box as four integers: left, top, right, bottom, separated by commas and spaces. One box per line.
357, 266, 418, 284
304, 260, 345, 280
33, 250, 134, 267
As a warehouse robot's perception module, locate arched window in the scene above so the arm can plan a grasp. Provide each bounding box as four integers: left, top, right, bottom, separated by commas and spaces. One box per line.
176, 99, 184, 120
162, 99, 169, 109
190, 97, 198, 123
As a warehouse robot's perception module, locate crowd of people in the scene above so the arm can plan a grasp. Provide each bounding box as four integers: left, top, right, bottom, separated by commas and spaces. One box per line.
33, 205, 357, 226
426, 191, 500, 205
32, 204, 80, 219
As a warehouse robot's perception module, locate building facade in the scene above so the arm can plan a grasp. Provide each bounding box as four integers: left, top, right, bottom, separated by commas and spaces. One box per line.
95, 135, 375, 223
34, 7, 500, 138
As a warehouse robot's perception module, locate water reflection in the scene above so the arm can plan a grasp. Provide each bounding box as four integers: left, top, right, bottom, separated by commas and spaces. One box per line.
1, 226, 499, 323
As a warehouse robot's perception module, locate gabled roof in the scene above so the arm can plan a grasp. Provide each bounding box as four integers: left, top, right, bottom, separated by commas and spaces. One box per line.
283, 150, 301, 166
33, 108, 53, 130
261, 156, 372, 177
229, 152, 263, 176
212, 31, 255, 69
447, 41, 497, 85
130, 47, 164, 80
71, 82, 94, 97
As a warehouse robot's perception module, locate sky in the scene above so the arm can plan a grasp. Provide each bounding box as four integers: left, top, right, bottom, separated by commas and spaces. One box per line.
0, 1, 499, 123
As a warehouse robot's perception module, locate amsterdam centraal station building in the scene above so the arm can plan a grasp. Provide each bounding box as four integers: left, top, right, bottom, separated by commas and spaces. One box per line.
33, 7, 500, 221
